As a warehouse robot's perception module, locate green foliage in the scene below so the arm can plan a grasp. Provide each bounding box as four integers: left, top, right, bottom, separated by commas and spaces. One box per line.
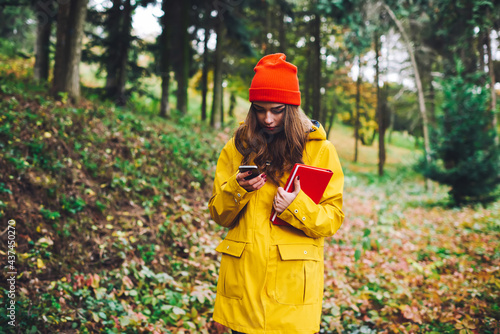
40, 207, 61, 221
419, 62, 500, 205
60, 195, 86, 215
0, 5, 35, 56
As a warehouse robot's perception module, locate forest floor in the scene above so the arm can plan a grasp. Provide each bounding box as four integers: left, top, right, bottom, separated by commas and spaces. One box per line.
0, 57, 499, 334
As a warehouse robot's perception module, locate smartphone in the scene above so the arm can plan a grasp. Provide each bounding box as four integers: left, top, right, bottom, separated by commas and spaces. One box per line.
239, 165, 260, 180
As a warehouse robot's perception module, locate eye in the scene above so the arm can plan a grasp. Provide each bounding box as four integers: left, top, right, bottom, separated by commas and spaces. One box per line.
272, 107, 285, 114
251, 105, 265, 113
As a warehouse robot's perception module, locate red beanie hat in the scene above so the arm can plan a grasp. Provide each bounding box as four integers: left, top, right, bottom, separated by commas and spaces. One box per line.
249, 53, 301, 106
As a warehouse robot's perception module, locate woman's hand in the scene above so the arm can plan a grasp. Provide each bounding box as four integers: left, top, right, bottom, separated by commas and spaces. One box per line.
273, 176, 301, 214
237, 171, 267, 192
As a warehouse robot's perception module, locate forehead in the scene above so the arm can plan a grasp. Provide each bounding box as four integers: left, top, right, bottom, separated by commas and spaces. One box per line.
253, 102, 285, 109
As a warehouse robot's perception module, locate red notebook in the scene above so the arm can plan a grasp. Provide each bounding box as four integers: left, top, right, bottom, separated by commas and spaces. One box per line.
270, 163, 334, 226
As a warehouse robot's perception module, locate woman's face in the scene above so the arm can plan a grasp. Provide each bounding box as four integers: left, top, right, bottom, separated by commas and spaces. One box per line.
252, 102, 285, 134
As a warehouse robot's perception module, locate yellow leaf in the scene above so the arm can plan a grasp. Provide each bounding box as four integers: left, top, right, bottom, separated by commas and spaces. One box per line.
36, 225, 41, 233
85, 188, 96, 196
106, 215, 114, 221
37, 258, 46, 269
43, 132, 52, 138
36, 237, 54, 246
91, 274, 100, 289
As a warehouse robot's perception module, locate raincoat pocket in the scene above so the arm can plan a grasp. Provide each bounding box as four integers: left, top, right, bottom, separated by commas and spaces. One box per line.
275, 244, 322, 305
216, 239, 247, 300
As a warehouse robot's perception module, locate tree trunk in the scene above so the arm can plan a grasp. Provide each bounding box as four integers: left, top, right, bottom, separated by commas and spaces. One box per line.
201, 26, 209, 122
382, 3, 431, 166
354, 57, 361, 163
176, 0, 190, 114
429, 71, 436, 126
303, 48, 312, 117
116, 0, 132, 105
312, 11, 321, 122
52, 0, 88, 103
486, 26, 498, 145
229, 91, 236, 118
221, 81, 225, 126
375, 32, 385, 176
278, 6, 287, 53
104, 0, 135, 104
211, 19, 223, 129
159, 0, 172, 118
479, 32, 485, 76
264, 0, 271, 53
105, 0, 120, 101
34, 0, 53, 83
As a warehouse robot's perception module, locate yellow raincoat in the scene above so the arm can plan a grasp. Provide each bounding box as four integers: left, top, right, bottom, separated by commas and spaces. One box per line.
209, 123, 344, 334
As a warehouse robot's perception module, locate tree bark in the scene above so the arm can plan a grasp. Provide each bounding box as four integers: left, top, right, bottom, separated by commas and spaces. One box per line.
211, 19, 223, 129
229, 90, 236, 118
52, 0, 89, 103
382, 2, 431, 166
429, 71, 436, 126
264, 0, 271, 53
105, 0, 120, 101
221, 81, 225, 126
303, 47, 312, 117
375, 32, 386, 176
159, 0, 172, 118
312, 11, 321, 122
354, 56, 361, 163
115, 0, 132, 105
486, 27, 498, 145
34, 0, 53, 83
201, 26, 209, 122
278, 6, 287, 53
176, 0, 190, 114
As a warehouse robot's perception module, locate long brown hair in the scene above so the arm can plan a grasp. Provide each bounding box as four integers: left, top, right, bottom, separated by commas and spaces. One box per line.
234, 104, 311, 186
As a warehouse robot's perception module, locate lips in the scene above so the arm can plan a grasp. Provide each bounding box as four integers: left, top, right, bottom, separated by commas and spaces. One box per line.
266, 127, 275, 131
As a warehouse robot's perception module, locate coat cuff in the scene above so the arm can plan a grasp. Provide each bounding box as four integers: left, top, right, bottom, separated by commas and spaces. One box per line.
224, 172, 253, 206
276, 190, 315, 227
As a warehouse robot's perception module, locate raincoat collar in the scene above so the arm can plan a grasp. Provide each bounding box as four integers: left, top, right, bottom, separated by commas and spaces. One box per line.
308, 120, 326, 141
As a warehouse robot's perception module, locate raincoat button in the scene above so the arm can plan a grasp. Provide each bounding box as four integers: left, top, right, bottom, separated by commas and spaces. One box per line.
237, 193, 241, 197
234, 199, 238, 203
294, 209, 298, 213
304, 250, 307, 254
227, 246, 229, 250
302, 217, 306, 221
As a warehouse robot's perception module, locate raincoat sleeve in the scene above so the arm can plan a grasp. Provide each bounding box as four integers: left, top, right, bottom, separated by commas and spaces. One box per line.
208, 139, 256, 228
277, 142, 344, 238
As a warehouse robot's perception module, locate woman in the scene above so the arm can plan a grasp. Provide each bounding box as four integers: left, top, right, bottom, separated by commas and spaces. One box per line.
209, 53, 344, 334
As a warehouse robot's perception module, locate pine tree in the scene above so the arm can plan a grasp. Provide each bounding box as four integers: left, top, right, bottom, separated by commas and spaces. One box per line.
421, 61, 500, 205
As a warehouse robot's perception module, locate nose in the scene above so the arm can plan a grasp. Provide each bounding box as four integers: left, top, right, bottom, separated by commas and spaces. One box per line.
264, 111, 273, 125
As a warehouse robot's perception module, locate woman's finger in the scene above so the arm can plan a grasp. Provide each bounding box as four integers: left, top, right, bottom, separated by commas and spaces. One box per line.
254, 177, 266, 189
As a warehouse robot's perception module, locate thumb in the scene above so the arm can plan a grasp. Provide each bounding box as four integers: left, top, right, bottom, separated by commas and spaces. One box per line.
293, 175, 301, 194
